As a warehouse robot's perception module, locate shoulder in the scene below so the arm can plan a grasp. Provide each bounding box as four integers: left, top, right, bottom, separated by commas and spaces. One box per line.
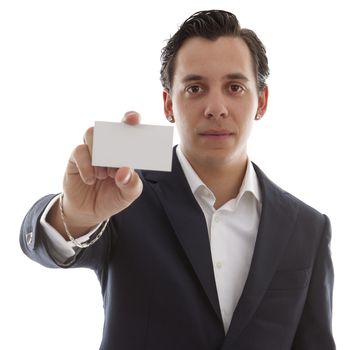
252, 162, 327, 225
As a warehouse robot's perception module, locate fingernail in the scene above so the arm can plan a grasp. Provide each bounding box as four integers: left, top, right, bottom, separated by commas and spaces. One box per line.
122, 170, 132, 185
86, 177, 96, 185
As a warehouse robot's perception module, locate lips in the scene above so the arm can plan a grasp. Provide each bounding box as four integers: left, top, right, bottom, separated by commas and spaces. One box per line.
199, 129, 233, 136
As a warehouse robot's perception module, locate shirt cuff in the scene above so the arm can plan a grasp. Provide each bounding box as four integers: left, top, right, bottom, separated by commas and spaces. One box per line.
40, 194, 102, 263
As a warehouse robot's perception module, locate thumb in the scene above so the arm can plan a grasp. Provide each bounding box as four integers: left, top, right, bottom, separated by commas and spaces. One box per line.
115, 167, 133, 186
115, 167, 143, 202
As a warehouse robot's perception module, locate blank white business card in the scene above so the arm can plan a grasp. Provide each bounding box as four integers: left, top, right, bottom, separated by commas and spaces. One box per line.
92, 121, 174, 171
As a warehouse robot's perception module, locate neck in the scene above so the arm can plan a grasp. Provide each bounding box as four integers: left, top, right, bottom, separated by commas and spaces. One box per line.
187, 155, 248, 209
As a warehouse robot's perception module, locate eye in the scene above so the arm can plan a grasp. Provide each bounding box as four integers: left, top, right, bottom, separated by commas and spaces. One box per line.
185, 85, 204, 94
229, 84, 244, 94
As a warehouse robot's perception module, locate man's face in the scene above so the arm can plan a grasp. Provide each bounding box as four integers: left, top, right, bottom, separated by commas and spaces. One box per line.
163, 36, 268, 168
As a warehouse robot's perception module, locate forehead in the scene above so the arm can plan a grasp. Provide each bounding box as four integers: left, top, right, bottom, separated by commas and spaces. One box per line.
173, 36, 255, 81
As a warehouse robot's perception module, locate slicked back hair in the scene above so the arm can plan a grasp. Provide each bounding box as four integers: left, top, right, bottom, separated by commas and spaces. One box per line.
160, 10, 269, 93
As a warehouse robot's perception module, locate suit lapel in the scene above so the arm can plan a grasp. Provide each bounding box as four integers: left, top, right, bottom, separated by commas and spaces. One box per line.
222, 164, 300, 347
143, 152, 299, 339
143, 149, 223, 324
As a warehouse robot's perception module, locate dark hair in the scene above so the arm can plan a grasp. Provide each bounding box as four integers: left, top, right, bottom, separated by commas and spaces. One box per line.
160, 10, 269, 93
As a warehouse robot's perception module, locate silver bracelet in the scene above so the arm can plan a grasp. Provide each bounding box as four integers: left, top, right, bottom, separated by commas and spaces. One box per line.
58, 193, 110, 248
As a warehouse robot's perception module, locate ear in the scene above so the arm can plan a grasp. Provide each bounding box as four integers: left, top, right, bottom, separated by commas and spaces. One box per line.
163, 89, 174, 122
256, 85, 269, 119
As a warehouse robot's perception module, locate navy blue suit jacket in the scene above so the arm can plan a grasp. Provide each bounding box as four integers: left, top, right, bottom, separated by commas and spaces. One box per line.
20, 150, 335, 349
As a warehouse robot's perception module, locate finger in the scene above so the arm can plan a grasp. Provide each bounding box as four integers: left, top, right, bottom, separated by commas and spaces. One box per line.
107, 167, 117, 179
83, 126, 108, 180
83, 126, 94, 156
95, 166, 108, 180
115, 167, 143, 203
122, 111, 141, 125
68, 144, 96, 185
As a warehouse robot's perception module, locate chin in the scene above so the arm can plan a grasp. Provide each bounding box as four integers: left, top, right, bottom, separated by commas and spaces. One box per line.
204, 142, 248, 163
200, 150, 238, 166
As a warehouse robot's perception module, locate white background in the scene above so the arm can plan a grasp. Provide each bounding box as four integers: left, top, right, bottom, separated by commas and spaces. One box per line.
1, 0, 349, 349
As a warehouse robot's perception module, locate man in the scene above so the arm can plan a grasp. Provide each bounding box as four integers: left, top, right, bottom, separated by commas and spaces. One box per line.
20, 10, 336, 349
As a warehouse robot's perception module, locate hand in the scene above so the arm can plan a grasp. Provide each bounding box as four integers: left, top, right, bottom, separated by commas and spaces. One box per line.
48, 111, 143, 238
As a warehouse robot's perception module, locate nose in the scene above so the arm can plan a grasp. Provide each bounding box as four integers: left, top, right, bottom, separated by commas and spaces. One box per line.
204, 92, 229, 119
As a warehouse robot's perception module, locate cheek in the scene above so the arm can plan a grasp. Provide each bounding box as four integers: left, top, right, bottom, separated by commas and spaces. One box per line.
236, 109, 254, 127
233, 108, 255, 137
173, 97, 191, 117
235, 96, 258, 116
175, 119, 191, 141
233, 98, 258, 125
172, 100, 196, 136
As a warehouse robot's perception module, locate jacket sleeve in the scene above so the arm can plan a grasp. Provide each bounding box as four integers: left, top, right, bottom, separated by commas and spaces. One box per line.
20, 194, 63, 268
292, 215, 336, 349
19, 194, 116, 270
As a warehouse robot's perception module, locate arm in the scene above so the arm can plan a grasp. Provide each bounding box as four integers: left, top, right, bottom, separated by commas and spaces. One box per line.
40, 195, 105, 263
20, 111, 143, 268
46, 112, 143, 241
292, 215, 336, 349
20, 194, 63, 268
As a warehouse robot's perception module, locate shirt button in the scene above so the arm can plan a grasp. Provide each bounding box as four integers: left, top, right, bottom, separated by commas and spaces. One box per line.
215, 262, 222, 269
214, 216, 220, 223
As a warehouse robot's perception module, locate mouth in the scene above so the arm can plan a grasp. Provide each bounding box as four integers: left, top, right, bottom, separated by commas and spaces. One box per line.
199, 129, 234, 137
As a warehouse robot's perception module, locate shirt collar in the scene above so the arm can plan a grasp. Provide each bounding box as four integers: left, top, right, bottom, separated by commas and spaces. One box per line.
176, 146, 261, 205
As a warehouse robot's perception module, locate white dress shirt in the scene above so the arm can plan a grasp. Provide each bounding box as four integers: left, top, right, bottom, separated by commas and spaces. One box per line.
176, 147, 262, 333
41, 146, 262, 333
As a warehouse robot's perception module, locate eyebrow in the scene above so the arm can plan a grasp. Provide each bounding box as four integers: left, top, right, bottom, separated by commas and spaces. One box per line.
225, 73, 249, 81
181, 73, 250, 83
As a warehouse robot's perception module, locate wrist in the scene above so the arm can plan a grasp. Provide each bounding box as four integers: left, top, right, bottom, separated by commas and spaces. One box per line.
47, 196, 96, 239
58, 193, 109, 248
